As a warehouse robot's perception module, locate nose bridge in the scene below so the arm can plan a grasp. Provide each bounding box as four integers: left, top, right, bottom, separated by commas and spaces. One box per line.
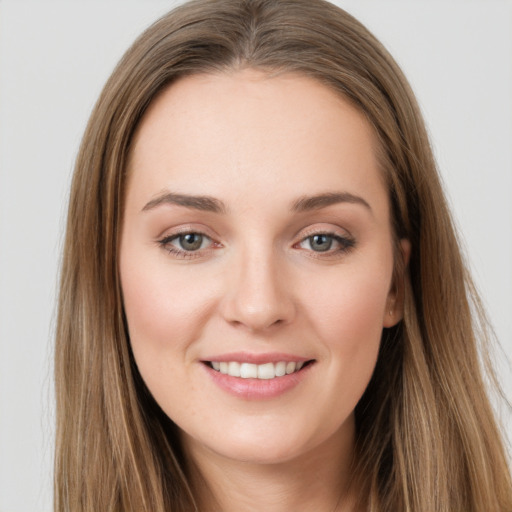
222, 238, 295, 331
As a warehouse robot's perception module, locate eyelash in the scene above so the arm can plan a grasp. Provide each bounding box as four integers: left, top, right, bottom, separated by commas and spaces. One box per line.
157, 230, 356, 259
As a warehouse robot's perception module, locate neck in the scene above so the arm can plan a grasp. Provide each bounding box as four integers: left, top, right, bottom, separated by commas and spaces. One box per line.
182, 418, 361, 512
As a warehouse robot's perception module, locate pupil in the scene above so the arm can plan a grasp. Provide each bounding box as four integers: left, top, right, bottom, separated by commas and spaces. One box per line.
180, 233, 203, 251
311, 234, 332, 252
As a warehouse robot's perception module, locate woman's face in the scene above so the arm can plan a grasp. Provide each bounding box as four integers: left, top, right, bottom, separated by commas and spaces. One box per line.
120, 70, 404, 466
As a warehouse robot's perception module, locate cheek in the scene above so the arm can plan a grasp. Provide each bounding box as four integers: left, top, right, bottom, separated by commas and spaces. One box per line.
304, 263, 390, 343
122, 270, 182, 346
300, 257, 392, 395
298, 262, 391, 421
120, 248, 215, 364
120, 257, 217, 419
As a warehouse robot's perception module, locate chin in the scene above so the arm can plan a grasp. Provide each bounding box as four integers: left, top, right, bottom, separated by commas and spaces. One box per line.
210, 438, 307, 465
184, 419, 342, 467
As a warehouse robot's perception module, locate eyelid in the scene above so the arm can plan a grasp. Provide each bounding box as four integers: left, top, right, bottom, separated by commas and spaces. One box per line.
295, 223, 353, 243
298, 224, 350, 237
155, 223, 219, 240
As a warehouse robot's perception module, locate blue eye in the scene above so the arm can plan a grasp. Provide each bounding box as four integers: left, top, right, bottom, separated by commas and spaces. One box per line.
159, 232, 213, 255
174, 233, 206, 251
298, 233, 355, 253
306, 234, 333, 252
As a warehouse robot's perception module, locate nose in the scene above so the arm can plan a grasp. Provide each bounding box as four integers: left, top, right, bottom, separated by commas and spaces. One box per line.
220, 247, 296, 333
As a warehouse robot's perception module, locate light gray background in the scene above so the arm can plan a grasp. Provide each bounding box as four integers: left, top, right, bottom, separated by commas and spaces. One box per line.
1, 1, 511, 511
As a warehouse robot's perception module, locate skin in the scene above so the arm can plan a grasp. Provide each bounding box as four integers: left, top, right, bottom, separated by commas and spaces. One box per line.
120, 69, 408, 511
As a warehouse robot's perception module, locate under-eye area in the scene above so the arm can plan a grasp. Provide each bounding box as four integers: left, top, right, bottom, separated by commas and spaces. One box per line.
203, 360, 316, 379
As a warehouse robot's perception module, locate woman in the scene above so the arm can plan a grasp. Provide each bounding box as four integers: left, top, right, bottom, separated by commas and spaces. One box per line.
54, 0, 512, 510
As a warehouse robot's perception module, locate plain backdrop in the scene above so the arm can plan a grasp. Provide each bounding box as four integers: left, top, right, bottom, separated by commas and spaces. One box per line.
0, 1, 511, 511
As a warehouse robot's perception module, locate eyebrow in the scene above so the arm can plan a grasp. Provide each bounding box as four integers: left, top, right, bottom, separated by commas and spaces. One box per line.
141, 190, 372, 215
291, 192, 372, 213
142, 191, 227, 213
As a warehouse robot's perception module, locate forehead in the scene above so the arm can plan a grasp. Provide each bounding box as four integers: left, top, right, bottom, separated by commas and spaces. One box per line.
126, 69, 387, 216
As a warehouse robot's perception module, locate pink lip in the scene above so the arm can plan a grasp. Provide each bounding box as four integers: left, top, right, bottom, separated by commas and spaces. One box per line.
202, 352, 311, 365
200, 358, 315, 400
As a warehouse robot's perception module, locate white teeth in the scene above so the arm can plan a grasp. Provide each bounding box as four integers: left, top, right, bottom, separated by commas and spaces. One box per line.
285, 362, 296, 374
275, 361, 286, 377
240, 363, 258, 378
228, 361, 241, 377
257, 362, 275, 380
210, 360, 308, 379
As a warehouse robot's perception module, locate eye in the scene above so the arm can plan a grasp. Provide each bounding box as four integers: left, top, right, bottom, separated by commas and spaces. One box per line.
297, 233, 355, 254
302, 234, 334, 252
158, 231, 216, 257
173, 233, 208, 251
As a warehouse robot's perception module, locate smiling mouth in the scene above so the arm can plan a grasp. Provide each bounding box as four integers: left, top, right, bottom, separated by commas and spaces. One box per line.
204, 360, 315, 380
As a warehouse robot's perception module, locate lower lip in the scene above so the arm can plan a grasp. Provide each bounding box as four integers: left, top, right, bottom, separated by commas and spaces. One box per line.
202, 362, 314, 400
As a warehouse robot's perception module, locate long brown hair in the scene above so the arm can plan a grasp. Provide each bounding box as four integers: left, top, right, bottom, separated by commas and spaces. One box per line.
55, 1, 512, 510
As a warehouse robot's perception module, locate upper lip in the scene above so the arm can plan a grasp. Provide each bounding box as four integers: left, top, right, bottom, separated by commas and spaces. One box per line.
202, 352, 312, 365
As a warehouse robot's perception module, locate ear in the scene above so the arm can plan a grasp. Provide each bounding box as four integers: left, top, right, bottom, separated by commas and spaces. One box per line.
383, 238, 411, 328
